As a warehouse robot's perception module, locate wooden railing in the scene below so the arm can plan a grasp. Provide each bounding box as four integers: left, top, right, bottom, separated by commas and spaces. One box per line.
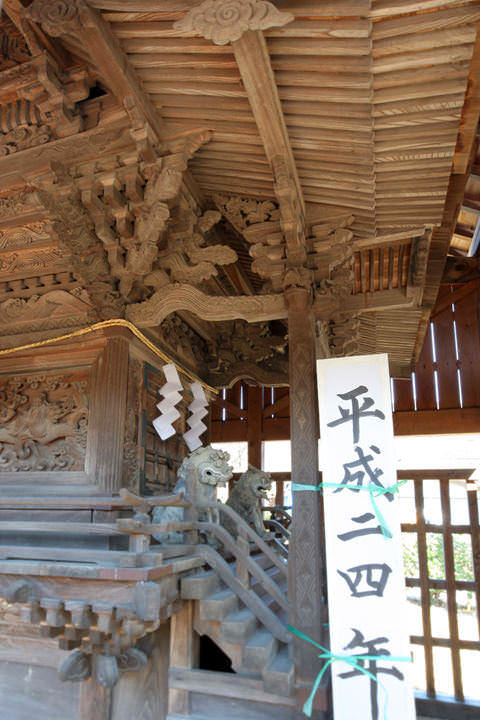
190, 502, 290, 642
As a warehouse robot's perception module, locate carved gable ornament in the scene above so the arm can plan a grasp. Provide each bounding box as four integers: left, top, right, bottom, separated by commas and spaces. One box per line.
174, 0, 294, 45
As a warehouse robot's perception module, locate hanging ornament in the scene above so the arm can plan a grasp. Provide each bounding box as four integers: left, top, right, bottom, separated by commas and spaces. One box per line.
183, 381, 208, 452
152, 364, 183, 440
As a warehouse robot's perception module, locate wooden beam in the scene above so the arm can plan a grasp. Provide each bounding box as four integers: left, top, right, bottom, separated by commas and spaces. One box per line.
232, 29, 306, 262
353, 227, 428, 250
314, 288, 411, 318
431, 278, 480, 317
394, 408, 480, 436
126, 285, 287, 326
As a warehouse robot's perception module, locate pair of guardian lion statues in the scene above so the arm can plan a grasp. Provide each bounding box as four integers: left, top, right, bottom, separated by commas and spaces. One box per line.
152, 444, 271, 544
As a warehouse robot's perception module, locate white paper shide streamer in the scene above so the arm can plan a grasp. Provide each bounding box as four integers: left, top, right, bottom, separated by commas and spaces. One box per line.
183, 381, 208, 451
152, 364, 183, 440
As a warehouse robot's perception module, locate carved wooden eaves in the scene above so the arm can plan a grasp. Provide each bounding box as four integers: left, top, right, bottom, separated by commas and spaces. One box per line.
0, 53, 90, 158
24, 0, 162, 159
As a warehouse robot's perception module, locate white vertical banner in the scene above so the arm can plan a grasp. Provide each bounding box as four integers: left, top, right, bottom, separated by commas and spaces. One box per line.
316, 354, 415, 720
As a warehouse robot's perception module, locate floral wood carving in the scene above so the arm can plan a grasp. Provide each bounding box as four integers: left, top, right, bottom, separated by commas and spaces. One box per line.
158, 314, 210, 368
145, 205, 236, 288
0, 372, 88, 472
174, 0, 294, 45
207, 320, 288, 386
214, 194, 280, 232
0, 189, 40, 219
24, 0, 88, 37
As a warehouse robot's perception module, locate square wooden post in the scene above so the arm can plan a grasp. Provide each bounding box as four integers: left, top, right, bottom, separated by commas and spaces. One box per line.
85, 335, 129, 492
285, 287, 329, 713
247, 385, 263, 469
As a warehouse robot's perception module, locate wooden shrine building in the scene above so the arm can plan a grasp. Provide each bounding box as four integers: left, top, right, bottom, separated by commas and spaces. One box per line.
0, 0, 480, 718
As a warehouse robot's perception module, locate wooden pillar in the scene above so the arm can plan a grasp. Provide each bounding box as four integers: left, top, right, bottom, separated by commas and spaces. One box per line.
86, 335, 129, 491
247, 385, 262, 469
285, 287, 328, 709
79, 677, 112, 720
168, 601, 198, 716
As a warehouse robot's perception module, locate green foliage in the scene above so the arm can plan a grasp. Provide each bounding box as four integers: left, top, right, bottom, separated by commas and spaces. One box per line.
402, 532, 474, 609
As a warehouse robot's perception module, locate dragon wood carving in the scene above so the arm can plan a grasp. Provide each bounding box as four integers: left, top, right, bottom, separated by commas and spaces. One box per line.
0, 372, 88, 471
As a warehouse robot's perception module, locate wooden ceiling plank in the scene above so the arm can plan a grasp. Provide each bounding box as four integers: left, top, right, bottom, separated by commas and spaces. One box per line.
373, 44, 474, 73
373, 25, 478, 56
373, 80, 469, 104
94, 0, 370, 14
129, 52, 237, 68
453, 25, 480, 173
373, 5, 480, 38
372, 62, 470, 89
370, 0, 480, 19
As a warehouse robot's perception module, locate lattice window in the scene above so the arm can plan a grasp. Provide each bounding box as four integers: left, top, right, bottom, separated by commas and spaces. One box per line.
400, 470, 480, 705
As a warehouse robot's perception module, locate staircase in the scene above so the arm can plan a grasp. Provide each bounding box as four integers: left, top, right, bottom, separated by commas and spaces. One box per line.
167, 503, 296, 719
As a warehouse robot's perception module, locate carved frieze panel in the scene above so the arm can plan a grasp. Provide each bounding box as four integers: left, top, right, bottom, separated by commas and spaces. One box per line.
0, 289, 94, 336
0, 370, 89, 472
0, 221, 50, 250
0, 189, 42, 221
0, 247, 65, 279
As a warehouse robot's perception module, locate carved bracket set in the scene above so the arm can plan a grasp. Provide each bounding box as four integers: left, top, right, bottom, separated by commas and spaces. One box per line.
5, 577, 177, 687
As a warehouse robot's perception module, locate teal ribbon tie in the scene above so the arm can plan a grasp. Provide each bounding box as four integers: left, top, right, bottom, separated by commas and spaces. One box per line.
287, 624, 411, 718
291, 479, 408, 539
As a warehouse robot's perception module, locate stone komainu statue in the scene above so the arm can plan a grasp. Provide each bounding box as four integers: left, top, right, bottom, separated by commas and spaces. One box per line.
152, 445, 233, 544
224, 464, 271, 539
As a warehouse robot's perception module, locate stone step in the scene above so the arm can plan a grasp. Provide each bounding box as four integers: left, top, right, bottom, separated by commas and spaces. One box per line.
242, 628, 278, 673
199, 587, 238, 621
263, 648, 295, 697
220, 606, 258, 645
181, 569, 220, 600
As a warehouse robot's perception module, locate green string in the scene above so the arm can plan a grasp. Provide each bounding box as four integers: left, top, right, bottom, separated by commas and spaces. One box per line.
287, 624, 411, 718
291, 479, 408, 539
